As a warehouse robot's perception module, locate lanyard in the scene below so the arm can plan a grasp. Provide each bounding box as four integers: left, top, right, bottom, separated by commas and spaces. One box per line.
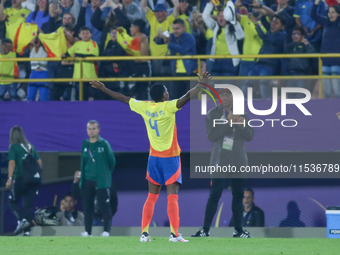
88, 148, 95, 163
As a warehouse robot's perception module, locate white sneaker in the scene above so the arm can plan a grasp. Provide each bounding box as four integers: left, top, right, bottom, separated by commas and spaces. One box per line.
169, 233, 189, 243
101, 231, 110, 237
140, 232, 151, 242
81, 231, 92, 237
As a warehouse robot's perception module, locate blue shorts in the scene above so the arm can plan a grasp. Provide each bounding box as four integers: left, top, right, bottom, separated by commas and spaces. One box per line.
146, 156, 182, 186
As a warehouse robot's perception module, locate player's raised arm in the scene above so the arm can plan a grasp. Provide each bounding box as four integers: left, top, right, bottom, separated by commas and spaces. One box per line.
176, 72, 211, 109
90, 80, 131, 105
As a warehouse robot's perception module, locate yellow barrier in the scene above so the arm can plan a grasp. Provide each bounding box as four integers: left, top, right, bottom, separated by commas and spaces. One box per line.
1, 53, 340, 100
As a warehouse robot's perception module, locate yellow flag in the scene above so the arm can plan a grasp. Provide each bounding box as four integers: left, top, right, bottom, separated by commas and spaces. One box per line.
39, 27, 68, 57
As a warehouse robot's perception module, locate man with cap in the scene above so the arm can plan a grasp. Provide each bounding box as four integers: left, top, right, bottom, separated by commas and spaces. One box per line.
141, 0, 179, 79
192, 88, 254, 238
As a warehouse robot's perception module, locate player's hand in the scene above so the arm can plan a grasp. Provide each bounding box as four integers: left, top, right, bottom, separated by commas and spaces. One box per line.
6, 179, 12, 188
337, 112, 340, 120
90, 80, 106, 90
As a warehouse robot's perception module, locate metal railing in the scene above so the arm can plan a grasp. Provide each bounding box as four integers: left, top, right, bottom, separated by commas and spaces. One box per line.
1, 53, 340, 100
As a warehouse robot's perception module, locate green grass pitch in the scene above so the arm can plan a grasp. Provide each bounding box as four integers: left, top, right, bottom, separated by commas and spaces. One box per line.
1, 237, 339, 254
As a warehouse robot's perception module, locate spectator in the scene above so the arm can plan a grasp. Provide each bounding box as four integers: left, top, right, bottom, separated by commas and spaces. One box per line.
229, 188, 265, 227
6, 126, 43, 236
91, 0, 131, 54
126, 19, 150, 100
234, 0, 265, 93
202, 1, 244, 77
81, 0, 113, 46
61, 26, 99, 101
98, 27, 128, 99
27, 37, 50, 101
56, 192, 85, 226
141, 0, 179, 78
60, 198, 66, 211
51, 23, 77, 101
311, 0, 340, 98
271, 0, 296, 43
0, 38, 18, 101
26, 0, 50, 31
155, 18, 197, 99
294, 0, 326, 52
283, 26, 317, 98
190, 9, 208, 55
0, 0, 31, 42
245, 2, 286, 99
60, 0, 81, 23
178, 0, 191, 33
122, 0, 145, 22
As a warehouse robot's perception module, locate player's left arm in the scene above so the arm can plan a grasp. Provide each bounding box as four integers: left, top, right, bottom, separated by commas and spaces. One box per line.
176, 72, 211, 109
90, 80, 131, 104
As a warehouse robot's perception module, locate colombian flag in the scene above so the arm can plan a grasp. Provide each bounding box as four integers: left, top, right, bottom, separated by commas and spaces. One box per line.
13, 23, 38, 55
116, 28, 141, 56
39, 27, 68, 57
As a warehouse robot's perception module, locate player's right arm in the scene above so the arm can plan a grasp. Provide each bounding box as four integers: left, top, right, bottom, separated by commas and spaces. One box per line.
90, 80, 131, 104
176, 71, 211, 109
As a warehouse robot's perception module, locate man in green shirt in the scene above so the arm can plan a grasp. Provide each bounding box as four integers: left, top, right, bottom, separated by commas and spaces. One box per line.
80, 120, 116, 237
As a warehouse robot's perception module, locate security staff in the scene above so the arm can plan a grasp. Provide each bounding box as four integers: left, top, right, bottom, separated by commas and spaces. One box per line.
80, 120, 116, 237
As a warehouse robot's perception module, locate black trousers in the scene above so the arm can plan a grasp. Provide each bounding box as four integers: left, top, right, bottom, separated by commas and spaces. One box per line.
82, 179, 112, 234
203, 178, 245, 233
8, 178, 39, 231
51, 65, 74, 101
131, 62, 150, 100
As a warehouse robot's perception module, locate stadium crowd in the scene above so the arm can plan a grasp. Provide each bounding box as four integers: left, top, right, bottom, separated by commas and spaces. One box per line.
0, 0, 340, 101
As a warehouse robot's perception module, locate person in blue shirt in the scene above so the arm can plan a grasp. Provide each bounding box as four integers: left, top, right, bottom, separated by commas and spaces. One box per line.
311, 0, 340, 98
155, 18, 197, 99
83, 0, 110, 46
293, 0, 326, 52
26, 0, 50, 30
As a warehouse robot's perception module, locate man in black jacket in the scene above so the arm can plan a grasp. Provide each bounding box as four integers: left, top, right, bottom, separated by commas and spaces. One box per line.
283, 26, 317, 98
192, 89, 254, 238
229, 188, 265, 227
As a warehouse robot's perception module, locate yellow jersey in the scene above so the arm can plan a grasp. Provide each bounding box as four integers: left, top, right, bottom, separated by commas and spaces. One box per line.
13, 23, 38, 55
0, 52, 18, 85
4, 7, 31, 42
178, 14, 191, 34
129, 98, 181, 157
68, 40, 99, 79
146, 10, 175, 56
215, 28, 230, 55
39, 27, 68, 57
240, 15, 266, 61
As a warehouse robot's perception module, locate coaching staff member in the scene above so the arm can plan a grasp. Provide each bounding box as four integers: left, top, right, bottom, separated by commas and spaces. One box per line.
192, 88, 254, 238
6, 126, 43, 236
80, 120, 116, 237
